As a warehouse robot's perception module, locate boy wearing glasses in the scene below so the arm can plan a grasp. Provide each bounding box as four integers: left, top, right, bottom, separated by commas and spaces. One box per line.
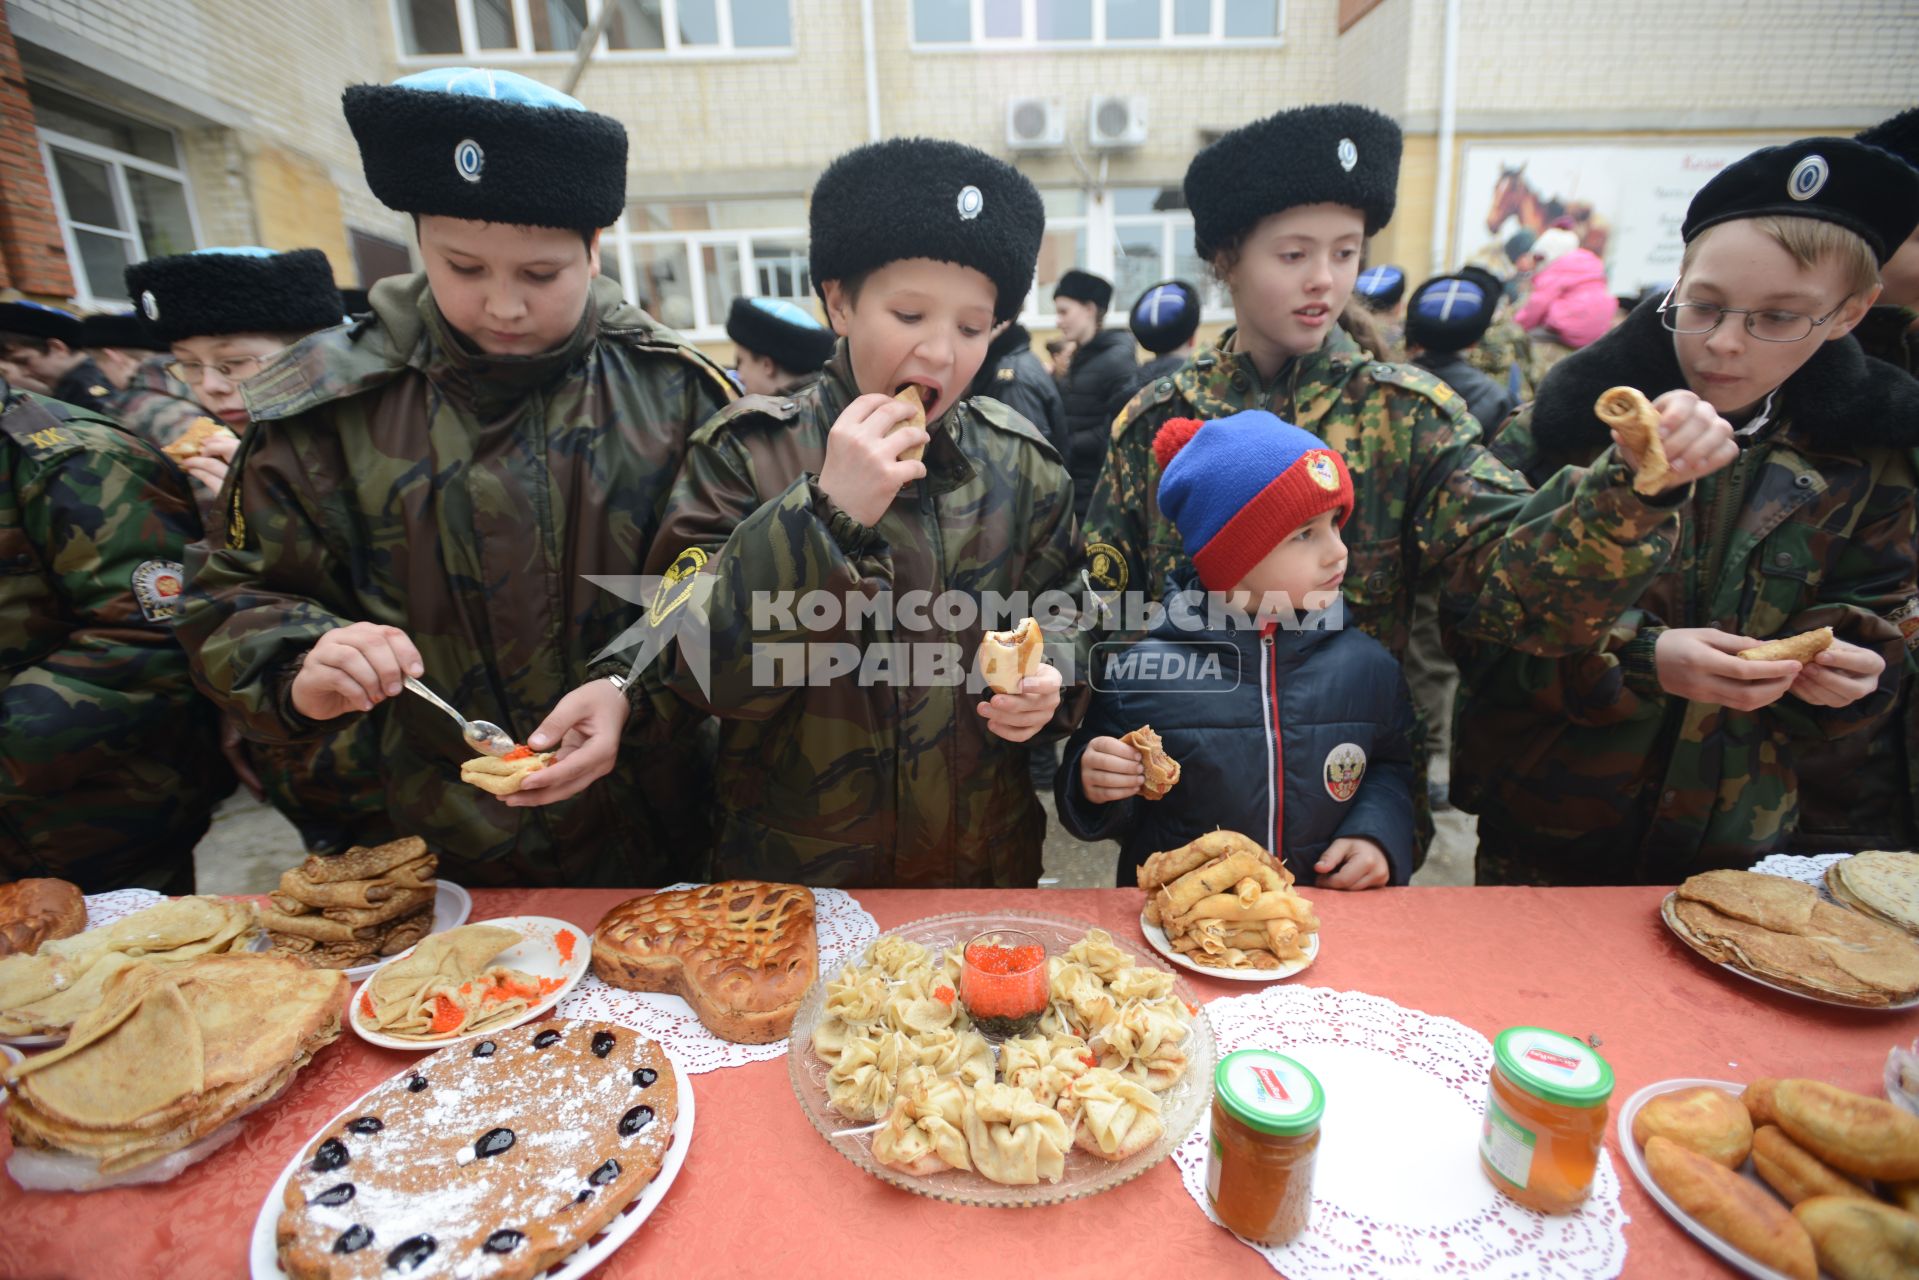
1452, 137, 1919, 884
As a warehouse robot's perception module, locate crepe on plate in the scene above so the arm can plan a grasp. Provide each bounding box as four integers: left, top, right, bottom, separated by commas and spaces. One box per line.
360, 923, 564, 1040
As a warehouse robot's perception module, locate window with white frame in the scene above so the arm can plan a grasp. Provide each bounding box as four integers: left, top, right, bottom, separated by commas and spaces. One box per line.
912, 0, 1281, 47
30, 84, 200, 307
610, 196, 813, 339
393, 0, 792, 60
1021, 185, 1229, 328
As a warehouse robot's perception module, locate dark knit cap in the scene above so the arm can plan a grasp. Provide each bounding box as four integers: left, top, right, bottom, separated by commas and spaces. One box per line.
808, 137, 1045, 325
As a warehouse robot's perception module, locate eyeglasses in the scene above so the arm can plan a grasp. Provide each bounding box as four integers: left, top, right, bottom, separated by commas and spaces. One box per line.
164, 353, 279, 385
1656, 278, 1851, 343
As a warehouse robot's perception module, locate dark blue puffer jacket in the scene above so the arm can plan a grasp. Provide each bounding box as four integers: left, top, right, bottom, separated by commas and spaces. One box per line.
1056, 591, 1417, 887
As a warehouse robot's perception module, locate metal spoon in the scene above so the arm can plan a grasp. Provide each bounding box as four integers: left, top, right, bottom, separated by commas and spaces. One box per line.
402, 677, 515, 757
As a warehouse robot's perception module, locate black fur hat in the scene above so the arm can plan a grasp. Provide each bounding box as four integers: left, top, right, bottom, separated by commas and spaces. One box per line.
344, 69, 627, 230
1054, 269, 1113, 311
78, 310, 166, 351
809, 137, 1045, 324
1682, 136, 1919, 263
124, 248, 344, 343
726, 296, 834, 374
1185, 104, 1402, 260
0, 301, 81, 346
1857, 106, 1919, 171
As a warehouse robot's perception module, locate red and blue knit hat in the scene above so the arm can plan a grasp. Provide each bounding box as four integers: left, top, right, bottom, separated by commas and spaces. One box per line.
1154, 411, 1354, 592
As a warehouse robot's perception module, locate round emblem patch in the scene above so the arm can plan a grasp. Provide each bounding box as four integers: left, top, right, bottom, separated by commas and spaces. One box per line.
1084, 541, 1129, 598
131, 559, 185, 623
1304, 451, 1340, 492
1787, 154, 1828, 202
650, 546, 709, 623
1324, 742, 1366, 803
956, 185, 984, 221
454, 138, 485, 184
140, 290, 160, 321
1337, 138, 1359, 173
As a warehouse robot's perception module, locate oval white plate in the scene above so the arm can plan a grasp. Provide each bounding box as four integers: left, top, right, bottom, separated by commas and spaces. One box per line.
1138, 911, 1319, 982
1660, 893, 1919, 1011
249, 1045, 694, 1280
1617, 1077, 1803, 1280
348, 915, 590, 1051
1, 1043, 22, 1070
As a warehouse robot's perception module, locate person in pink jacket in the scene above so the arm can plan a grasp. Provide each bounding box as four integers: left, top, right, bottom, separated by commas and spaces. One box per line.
1515, 228, 1617, 350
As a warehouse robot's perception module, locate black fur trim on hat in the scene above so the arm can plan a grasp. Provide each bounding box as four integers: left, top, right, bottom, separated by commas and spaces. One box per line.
1185, 104, 1402, 260
1128, 279, 1201, 354
726, 296, 834, 374
77, 311, 166, 351
1531, 295, 1919, 458
124, 250, 344, 344
1405, 274, 1495, 353
340, 288, 372, 316
1858, 107, 1919, 171
1682, 137, 1919, 263
0, 302, 81, 346
809, 137, 1045, 325
343, 84, 627, 230
1054, 269, 1113, 311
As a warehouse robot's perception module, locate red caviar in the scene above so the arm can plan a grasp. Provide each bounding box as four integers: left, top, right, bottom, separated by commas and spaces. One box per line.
358, 990, 375, 1019
501, 744, 536, 761
429, 992, 466, 1034
959, 932, 1049, 1030
555, 929, 576, 963
964, 942, 1045, 975
934, 985, 956, 1006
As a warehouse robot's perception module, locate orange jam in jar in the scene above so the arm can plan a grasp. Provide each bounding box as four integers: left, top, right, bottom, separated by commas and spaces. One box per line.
1479, 1026, 1614, 1214
1206, 1050, 1323, 1246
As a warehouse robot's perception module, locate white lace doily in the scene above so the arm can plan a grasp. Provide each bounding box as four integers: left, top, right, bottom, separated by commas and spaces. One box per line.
1172, 987, 1630, 1279
82, 888, 167, 930
1748, 852, 1847, 903
551, 885, 877, 1074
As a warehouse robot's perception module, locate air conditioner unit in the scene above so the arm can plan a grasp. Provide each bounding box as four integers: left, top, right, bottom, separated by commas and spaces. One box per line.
1006, 97, 1065, 151
1088, 95, 1148, 149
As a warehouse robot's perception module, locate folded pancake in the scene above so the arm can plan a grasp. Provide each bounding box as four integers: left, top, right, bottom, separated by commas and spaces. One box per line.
362, 923, 560, 1040
461, 749, 554, 797
1737, 627, 1834, 664
160, 416, 233, 463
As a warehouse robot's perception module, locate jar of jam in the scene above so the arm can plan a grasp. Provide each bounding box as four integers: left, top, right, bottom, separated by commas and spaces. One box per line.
1479, 1026, 1614, 1215
958, 930, 1049, 1039
1206, 1050, 1323, 1246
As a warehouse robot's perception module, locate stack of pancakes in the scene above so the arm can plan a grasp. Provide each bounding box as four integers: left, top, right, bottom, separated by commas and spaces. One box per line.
1665, 870, 1919, 1007
262, 837, 438, 969
1825, 851, 1919, 937
4, 953, 345, 1176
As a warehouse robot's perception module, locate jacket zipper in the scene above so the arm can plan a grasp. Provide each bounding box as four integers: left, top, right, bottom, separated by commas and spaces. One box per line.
1262, 633, 1282, 854
919, 461, 953, 882
1698, 450, 1750, 621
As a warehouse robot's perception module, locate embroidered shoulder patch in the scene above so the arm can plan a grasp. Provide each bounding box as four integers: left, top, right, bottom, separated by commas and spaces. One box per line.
131, 559, 185, 622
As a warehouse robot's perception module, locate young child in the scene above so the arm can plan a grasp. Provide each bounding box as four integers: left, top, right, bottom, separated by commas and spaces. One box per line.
725, 295, 834, 397
1053, 268, 1137, 521
1402, 272, 1517, 432
1513, 227, 1615, 355
1101, 279, 1202, 425
634, 136, 1083, 888
177, 69, 734, 887
0, 301, 116, 416
1453, 136, 1919, 884
1059, 411, 1413, 889
76, 310, 203, 452
1352, 263, 1407, 357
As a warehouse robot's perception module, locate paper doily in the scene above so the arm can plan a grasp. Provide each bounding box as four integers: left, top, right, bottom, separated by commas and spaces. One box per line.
1748, 852, 1847, 903
82, 888, 167, 930
551, 884, 877, 1074
1172, 987, 1629, 1279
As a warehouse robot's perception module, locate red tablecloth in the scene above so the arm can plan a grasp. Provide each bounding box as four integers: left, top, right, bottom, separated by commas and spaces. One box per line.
1, 885, 1910, 1279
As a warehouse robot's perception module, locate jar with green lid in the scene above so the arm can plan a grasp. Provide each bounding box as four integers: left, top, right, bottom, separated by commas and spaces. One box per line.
1207, 1049, 1323, 1244
1479, 1026, 1615, 1214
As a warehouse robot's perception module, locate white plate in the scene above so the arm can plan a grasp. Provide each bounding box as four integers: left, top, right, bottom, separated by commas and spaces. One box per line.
1618, 1077, 1807, 1280
0, 1043, 21, 1070
336, 880, 472, 982
248, 1046, 694, 1280
1139, 910, 1319, 981
1660, 893, 1919, 1011
348, 916, 591, 1051
0, 889, 173, 1048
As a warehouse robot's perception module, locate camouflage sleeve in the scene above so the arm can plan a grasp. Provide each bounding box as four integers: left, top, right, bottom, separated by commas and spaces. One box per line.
1, 443, 203, 802
1422, 394, 1683, 656
1766, 455, 1917, 742
1081, 405, 1152, 608
1011, 442, 1092, 737
176, 420, 360, 745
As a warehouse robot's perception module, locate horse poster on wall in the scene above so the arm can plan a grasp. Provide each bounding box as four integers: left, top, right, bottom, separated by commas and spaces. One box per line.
1451, 139, 1779, 294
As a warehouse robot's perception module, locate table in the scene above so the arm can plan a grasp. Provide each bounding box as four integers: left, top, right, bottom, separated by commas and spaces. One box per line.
2, 885, 1910, 1279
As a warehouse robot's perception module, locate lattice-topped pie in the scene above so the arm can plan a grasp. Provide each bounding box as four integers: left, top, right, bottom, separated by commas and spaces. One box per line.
591, 882, 816, 1044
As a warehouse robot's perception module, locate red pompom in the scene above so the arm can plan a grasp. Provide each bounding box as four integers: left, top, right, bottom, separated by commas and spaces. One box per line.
1151, 418, 1206, 472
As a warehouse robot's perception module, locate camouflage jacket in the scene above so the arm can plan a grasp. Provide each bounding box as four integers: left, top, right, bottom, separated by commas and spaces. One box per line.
0, 388, 230, 889
1468, 311, 1539, 402
1792, 303, 1919, 850
49, 357, 119, 420
636, 347, 1087, 888
1453, 302, 1919, 883
177, 273, 735, 887
1083, 324, 1687, 665
106, 356, 205, 452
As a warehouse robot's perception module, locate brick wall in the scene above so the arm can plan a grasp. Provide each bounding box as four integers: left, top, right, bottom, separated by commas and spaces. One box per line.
0, 3, 71, 297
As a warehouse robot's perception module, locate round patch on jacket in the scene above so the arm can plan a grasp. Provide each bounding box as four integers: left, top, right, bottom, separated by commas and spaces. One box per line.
1304, 451, 1340, 492
131, 559, 184, 623
1084, 541, 1129, 597
1324, 742, 1366, 802
650, 546, 708, 624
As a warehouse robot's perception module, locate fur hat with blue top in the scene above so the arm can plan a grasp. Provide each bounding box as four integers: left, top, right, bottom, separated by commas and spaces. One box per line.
1405, 273, 1496, 353
1353, 264, 1406, 311
726, 296, 834, 375
343, 68, 628, 230
1129, 279, 1200, 355
1153, 410, 1354, 593
0, 300, 82, 346
124, 247, 344, 344
1681, 136, 1919, 264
